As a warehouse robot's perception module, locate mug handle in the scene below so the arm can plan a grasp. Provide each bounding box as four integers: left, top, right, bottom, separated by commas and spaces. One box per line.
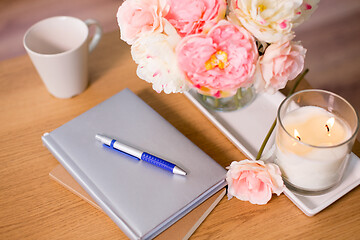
84, 19, 103, 53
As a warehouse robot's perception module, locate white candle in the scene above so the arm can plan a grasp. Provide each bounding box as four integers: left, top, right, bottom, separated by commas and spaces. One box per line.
275, 106, 352, 191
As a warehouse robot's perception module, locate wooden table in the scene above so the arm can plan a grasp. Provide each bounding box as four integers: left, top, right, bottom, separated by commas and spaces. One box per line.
1, 31, 359, 240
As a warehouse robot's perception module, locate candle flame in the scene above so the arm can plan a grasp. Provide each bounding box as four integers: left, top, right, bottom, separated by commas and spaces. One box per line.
294, 129, 301, 141
325, 117, 335, 135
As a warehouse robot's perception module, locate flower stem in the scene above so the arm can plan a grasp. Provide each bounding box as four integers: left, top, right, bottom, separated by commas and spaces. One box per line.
215, 98, 219, 108
255, 68, 309, 160
237, 88, 243, 100
235, 88, 242, 108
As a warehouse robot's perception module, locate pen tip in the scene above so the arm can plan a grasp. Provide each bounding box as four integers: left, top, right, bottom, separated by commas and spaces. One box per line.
173, 166, 187, 176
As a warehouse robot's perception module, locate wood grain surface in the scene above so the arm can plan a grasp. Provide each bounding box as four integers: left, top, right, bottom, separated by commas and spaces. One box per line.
0, 31, 359, 240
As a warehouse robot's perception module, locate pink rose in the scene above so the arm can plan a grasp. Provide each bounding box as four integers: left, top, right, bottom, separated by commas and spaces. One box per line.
226, 160, 284, 205
254, 41, 306, 94
117, 0, 170, 44
165, 0, 226, 37
177, 20, 258, 98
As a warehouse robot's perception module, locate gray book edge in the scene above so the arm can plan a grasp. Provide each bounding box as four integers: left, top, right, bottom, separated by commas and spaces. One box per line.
182, 189, 226, 240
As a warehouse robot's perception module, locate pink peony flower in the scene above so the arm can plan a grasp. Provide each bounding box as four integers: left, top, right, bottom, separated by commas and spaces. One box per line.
177, 20, 258, 98
226, 160, 284, 205
254, 41, 306, 94
117, 0, 170, 44
165, 0, 226, 37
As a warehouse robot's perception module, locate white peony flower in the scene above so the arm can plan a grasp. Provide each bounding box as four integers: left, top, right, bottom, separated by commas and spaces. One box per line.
131, 21, 189, 94
292, 0, 320, 27
228, 0, 318, 43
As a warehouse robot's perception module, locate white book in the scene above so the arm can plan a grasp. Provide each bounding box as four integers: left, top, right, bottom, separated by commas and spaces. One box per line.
42, 88, 227, 240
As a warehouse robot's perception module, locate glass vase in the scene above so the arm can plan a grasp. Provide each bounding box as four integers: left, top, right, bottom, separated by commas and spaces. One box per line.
197, 86, 256, 111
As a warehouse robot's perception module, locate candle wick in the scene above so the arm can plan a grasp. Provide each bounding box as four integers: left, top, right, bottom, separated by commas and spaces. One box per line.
325, 124, 330, 133
296, 136, 301, 141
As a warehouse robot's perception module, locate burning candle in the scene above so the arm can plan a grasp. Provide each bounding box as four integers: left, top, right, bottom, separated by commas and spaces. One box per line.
275, 90, 358, 193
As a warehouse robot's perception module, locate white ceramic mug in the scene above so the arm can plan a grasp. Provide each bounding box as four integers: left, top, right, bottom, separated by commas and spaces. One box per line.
23, 16, 102, 98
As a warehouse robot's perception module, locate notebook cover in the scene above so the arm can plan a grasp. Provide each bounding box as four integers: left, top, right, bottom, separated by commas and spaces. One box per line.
49, 164, 226, 240
42, 88, 227, 240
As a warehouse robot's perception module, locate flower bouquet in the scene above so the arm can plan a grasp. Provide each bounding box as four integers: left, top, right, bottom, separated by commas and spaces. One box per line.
117, 0, 317, 97
117, 0, 319, 204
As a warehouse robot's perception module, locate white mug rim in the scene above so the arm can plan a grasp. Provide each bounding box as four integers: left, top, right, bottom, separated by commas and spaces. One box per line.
23, 16, 89, 58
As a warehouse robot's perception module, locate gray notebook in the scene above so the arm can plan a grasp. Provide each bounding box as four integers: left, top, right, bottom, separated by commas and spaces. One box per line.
42, 89, 226, 240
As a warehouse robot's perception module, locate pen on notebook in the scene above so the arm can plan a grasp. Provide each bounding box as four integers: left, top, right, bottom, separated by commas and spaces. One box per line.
95, 134, 187, 176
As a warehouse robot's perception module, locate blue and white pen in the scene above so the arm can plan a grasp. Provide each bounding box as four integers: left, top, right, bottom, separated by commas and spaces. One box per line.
95, 134, 187, 176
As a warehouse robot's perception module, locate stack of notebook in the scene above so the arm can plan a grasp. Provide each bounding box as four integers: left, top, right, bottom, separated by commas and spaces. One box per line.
43, 89, 227, 239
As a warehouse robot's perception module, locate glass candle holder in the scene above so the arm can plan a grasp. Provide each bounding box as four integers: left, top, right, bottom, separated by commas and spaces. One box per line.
275, 89, 359, 194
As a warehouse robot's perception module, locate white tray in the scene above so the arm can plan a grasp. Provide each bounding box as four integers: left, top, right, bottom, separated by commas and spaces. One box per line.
185, 89, 360, 216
